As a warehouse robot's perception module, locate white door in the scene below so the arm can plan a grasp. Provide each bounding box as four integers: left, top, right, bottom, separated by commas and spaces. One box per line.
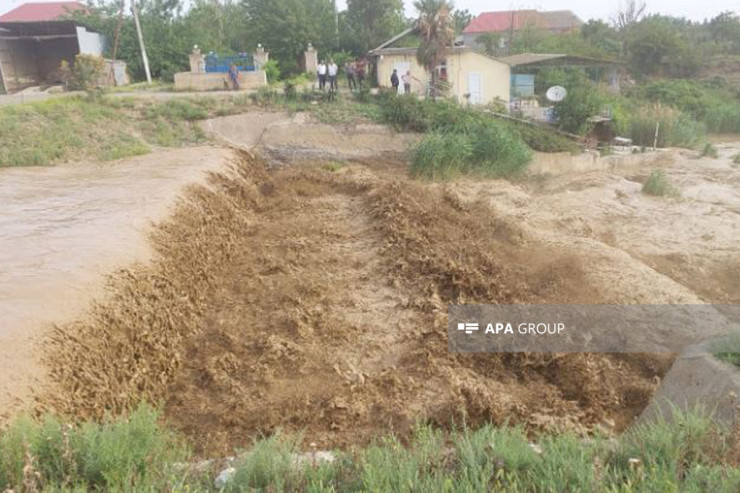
394, 61, 410, 94
468, 73, 483, 105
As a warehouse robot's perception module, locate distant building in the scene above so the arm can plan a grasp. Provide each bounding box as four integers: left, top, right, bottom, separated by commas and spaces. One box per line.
0, 2, 107, 93
370, 28, 512, 106
462, 10, 583, 51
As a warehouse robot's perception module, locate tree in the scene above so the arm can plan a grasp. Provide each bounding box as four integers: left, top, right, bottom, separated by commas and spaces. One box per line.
451, 8, 471, 36
626, 15, 700, 77
243, 0, 336, 75
414, 0, 454, 100
612, 0, 647, 32
344, 0, 405, 53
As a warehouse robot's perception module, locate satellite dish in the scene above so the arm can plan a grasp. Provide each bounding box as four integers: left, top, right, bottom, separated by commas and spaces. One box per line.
546, 86, 567, 103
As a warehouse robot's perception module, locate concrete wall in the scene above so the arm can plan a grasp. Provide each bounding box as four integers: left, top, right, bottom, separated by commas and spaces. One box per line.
375, 50, 510, 104
76, 26, 106, 56
174, 70, 267, 91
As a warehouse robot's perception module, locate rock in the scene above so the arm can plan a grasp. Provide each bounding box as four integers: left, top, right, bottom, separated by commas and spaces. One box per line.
214, 466, 236, 489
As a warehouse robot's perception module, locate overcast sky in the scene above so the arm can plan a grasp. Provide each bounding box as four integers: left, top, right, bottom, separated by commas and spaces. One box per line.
0, 0, 738, 23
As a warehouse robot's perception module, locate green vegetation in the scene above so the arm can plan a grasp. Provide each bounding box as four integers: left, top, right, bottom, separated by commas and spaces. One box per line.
733, 154, 740, 165
0, 95, 254, 167
628, 104, 706, 148
2, 406, 740, 491
642, 169, 678, 197
701, 142, 720, 158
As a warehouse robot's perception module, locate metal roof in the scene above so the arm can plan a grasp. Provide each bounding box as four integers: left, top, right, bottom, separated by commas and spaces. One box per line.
0, 2, 85, 23
499, 53, 618, 67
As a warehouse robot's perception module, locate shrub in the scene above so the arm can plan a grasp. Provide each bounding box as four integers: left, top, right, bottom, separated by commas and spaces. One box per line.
642, 169, 677, 196
410, 119, 531, 180
60, 54, 107, 91
262, 59, 280, 84
700, 142, 719, 158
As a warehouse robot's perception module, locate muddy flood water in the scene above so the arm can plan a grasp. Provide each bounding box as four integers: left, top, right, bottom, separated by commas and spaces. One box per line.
0, 147, 230, 416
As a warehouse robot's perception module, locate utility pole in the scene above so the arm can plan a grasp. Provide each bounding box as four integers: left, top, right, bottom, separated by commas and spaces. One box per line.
112, 0, 125, 59
333, 0, 339, 47
131, 0, 152, 83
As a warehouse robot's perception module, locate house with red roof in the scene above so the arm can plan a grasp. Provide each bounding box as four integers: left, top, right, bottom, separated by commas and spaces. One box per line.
0, 2, 108, 93
462, 10, 583, 53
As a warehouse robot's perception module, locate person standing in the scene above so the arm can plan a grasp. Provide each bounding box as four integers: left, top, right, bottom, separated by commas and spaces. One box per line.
228, 63, 240, 90
402, 70, 418, 95
356, 59, 366, 88
390, 69, 400, 93
346, 61, 356, 91
327, 59, 338, 91
317, 60, 327, 90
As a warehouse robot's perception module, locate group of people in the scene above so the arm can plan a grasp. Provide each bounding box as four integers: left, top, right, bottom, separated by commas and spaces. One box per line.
344, 59, 367, 91
316, 59, 339, 91
317, 59, 368, 92
391, 69, 420, 95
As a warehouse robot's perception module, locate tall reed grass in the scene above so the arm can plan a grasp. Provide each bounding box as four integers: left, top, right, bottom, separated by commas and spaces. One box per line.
629, 104, 706, 148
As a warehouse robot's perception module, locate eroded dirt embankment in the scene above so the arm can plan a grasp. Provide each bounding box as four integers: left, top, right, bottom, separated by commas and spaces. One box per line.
40, 151, 673, 455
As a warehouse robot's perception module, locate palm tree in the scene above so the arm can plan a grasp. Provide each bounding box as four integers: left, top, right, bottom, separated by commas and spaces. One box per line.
414, 0, 455, 100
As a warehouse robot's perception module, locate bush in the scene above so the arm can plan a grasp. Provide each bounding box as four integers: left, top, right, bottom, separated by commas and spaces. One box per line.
642, 169, 678, 196
262, 59, 280, 84
700, 142, 719, 158
411, 119, 531, 180
60, 54, 107, 91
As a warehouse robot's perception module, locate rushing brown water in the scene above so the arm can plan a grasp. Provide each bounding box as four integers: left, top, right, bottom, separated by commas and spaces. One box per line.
0, 147, 230, 416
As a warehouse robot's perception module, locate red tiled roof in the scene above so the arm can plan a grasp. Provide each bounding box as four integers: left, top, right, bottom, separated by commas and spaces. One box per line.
462, 9, 582, 34
0, 2, 86, 23
463, 10, 544, 34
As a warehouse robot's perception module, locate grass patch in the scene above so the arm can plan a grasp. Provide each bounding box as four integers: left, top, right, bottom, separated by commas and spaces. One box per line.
642, 169, 679, 197
2, 407, 740, 490
732, 153, 740, 165
0, 94, 255, 167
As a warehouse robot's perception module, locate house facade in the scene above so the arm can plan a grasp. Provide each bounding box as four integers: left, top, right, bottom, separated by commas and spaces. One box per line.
0, 2, 106, 93
370, 40, 511, 106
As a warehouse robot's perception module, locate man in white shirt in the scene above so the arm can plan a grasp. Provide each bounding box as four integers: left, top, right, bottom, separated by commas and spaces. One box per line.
327, 60, 338, 91
317, 61, 327, 90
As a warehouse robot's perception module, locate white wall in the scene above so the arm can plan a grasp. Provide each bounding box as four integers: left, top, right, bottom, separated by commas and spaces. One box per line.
76, 26, 106, 56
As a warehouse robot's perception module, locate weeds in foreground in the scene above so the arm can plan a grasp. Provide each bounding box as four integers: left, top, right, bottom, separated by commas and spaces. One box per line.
1, 407, 739, 491
642, 169, 679, 197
